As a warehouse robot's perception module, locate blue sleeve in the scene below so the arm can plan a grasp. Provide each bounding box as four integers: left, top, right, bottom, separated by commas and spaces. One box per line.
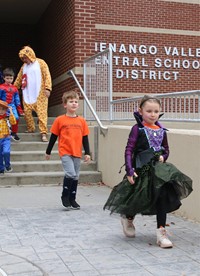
13, 91, 21, 107
0, 89, 6, 101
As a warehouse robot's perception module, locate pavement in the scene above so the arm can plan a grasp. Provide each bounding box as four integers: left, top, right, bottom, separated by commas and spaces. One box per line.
0, 183, 200, 276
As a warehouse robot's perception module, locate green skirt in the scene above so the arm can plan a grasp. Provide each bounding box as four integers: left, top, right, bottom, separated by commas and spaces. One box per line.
103, 161, 193, 216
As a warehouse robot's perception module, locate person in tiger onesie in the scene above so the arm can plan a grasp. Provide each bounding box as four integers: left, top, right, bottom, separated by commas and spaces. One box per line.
14, 46, 52, 142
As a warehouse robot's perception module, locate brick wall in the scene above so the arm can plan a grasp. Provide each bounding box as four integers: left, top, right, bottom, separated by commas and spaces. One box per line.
95, 0, 200, 95
37, 0, 96, 107
74, 0, 96, 66
96, 0, 199, 31
8, 0, 197, 107
95, 31, 199, 94
1, 0, 198, 108
36, 0, 76, 106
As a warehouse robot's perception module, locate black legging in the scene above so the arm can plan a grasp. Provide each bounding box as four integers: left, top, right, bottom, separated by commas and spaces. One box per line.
156, 187, 167, 228
125, 187, 167, 228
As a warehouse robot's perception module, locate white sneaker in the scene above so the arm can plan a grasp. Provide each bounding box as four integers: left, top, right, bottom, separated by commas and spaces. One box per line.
121, 216, 135, 237
156, 227, 173, 248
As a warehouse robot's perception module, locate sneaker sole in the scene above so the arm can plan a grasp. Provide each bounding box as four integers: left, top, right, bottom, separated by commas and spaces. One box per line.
62, 203, 71, 208
122, 229, 135, 238
157, 241, 173, 248
70, 206, 80, 210
11, 136, 20, 142
5, 169, 13, 173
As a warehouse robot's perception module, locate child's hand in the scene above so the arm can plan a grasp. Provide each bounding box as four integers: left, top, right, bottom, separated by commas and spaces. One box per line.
45, 89, 51, 98
159, 155, 164, 163
8, 106, 13, 113
127, 172, 138, 185
84, 154, 91, 163
45, 154, 51, 160
20, 112, 25, 117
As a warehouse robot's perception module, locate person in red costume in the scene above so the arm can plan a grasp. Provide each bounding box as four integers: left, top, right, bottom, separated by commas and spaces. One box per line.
0, 68, 24, 141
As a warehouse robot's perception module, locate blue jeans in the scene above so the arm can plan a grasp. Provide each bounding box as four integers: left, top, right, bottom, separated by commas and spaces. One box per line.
61, 155, 81, 180
0, 137, 11, 171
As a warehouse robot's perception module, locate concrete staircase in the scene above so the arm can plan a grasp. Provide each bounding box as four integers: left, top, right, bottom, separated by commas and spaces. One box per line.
0, 118, 102, 186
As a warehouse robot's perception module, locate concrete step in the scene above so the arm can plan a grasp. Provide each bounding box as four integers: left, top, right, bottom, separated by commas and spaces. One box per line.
0, 171, 102, 186
10, 160, 97, 172
16, 117, 55, 133
6, 117, 102, 186
17, 124, 38, 133
11, 141, 58, 151
18, 117, 56, 125
12, 133, 51, 142
10, 150, 89, 161
11, 150, 59, 161
17, 124, 54, 133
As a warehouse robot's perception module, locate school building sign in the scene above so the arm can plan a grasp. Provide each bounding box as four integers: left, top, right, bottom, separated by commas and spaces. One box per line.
95, 42, 200, 81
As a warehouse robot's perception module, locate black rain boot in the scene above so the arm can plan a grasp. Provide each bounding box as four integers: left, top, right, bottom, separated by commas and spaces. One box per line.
61, 177, 73, 208
70, 180, 80, 209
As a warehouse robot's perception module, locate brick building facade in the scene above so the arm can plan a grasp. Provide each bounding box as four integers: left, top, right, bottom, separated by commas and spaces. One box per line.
0, 0, 199, 109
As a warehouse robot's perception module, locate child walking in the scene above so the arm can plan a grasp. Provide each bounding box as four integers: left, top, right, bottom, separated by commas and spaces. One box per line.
0, 100, 16, 174
45, 91, 91, 209
0, 68, 24, 141
104, 95, 193, 248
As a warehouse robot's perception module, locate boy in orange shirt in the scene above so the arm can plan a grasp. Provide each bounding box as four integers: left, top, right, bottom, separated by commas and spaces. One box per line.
45, 91, 91, 209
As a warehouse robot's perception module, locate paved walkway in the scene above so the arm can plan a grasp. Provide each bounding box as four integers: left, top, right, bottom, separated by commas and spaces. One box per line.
0, 184, 200, 276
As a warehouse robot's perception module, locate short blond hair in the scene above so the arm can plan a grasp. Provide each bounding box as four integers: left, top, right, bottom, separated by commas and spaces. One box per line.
62, 91, 79, 104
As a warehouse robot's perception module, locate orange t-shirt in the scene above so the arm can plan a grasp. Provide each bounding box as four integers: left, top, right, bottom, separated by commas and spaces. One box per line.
143, 123, 160, 129
50, 114, 89, 157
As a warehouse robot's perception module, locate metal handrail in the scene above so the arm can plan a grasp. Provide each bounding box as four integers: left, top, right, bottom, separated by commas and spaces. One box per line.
111, 90, 200, 103
67, 70, 108, 135
111, 90, 200, 122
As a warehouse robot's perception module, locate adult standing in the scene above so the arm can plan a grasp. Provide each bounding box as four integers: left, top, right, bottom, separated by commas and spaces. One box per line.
14, 46, 52, 142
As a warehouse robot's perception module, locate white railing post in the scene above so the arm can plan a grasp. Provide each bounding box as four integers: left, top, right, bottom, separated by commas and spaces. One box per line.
108, 47, 113, 121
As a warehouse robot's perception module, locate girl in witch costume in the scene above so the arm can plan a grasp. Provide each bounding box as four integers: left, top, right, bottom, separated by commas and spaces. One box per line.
104, 95, 193, 248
